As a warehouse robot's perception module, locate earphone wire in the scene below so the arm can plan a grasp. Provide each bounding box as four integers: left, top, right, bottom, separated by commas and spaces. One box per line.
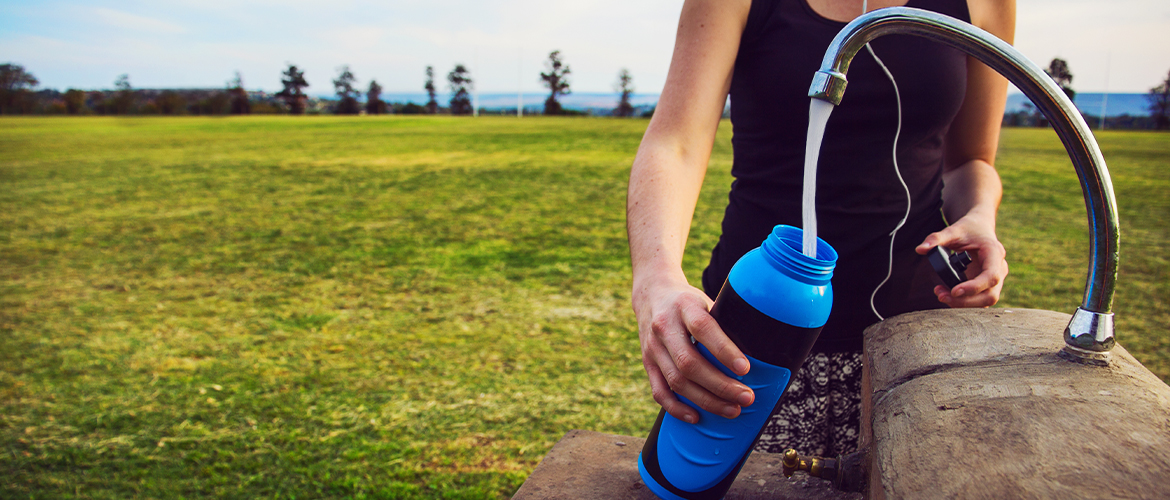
864, 1, 911, 322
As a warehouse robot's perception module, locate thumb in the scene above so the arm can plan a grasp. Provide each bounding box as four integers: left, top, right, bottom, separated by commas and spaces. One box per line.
916, 226, 960, 255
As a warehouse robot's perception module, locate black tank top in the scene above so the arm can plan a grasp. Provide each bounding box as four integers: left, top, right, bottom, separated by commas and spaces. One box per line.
703, 0, 971, 352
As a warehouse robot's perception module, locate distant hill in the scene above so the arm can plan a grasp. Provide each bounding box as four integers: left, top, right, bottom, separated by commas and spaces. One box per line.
1006, 92, 1151, 117
329, 91, 1154, 117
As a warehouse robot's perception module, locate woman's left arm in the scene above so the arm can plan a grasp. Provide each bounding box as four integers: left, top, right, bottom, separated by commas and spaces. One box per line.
915, 0, 1016, 307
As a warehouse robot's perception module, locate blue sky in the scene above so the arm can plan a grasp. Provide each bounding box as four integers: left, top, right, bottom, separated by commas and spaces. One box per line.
2, 0, 1168, 95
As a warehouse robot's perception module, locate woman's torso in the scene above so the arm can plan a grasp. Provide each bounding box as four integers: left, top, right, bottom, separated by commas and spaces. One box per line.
705, 0, 972, 351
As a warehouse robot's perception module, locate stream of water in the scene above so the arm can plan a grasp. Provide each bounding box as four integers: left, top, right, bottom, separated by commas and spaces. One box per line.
802, 98, 835, 258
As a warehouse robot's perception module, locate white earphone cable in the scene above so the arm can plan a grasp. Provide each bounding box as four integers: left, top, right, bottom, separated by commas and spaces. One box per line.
863, 2, 911, 322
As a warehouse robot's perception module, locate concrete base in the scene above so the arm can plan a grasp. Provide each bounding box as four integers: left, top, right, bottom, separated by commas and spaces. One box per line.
862, 308, 1170, 500
512, 429, 861, 500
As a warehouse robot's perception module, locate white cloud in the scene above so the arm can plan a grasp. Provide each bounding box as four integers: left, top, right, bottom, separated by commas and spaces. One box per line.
91, 7, 188, 35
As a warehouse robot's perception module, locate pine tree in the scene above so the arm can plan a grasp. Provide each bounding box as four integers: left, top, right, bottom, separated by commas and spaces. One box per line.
1044, 58, 1075, 101
540, 51, 571, 115
333, 65, 360, 115
447, 64, 474, 115
614, 68, 635, 117
425, 66, 438, 114
366, 80, 386, 114
276, 64, 309, 115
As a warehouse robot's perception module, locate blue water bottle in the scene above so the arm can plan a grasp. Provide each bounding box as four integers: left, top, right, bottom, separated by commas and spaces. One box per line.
638, 225, 837, 500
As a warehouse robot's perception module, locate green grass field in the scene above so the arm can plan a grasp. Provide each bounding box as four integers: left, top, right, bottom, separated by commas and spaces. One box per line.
1, 116, 1167, 499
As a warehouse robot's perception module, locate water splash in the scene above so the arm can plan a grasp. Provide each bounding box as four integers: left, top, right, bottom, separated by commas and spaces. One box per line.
802, 98, 835, 258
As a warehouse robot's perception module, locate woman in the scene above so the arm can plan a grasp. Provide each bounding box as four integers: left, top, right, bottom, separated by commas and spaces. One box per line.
627, 0, 1013, 456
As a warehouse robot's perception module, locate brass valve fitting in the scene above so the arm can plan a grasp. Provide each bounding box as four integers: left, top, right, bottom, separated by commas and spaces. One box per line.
781, 449, 840, 481
782, 448, 866, 492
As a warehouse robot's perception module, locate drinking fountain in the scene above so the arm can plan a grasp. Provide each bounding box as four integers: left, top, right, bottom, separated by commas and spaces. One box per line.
781, 9, 1170, 499
807, 7, 1121, 359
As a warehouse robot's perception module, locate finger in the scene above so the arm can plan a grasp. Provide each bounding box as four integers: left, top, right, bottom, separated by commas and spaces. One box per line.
652, 345, 743, 419
936, 276, 1002, 308
933, 285, 953, 305
659, 327, 753, 413
647, 301, 750, 415
951, 248, 1007, 300
952, 269, 996, 299
677, 302, 755, 405
644, 357, 700, 424
680, 302, 750, 376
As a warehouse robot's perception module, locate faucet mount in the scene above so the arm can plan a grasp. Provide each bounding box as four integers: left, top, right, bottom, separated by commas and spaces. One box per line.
808, 8, 1121, 356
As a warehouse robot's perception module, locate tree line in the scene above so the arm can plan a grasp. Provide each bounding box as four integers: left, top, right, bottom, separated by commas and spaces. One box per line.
0, 69, 274, 116
5, 56, 1166, 127
0, 51, 643, 118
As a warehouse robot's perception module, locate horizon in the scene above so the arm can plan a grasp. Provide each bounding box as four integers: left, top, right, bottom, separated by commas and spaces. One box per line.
27, 86, 1155, 117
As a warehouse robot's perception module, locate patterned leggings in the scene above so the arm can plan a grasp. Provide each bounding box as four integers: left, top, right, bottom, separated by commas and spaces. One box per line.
753, 351, 863, 457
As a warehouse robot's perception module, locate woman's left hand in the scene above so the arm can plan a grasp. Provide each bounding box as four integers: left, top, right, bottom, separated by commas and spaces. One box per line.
915, 213, 1008, 308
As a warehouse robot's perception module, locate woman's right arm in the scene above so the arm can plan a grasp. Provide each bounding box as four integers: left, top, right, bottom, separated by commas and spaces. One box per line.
627, 0, 754, 424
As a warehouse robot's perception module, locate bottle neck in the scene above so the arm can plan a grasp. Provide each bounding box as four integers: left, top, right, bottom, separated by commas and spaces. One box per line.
761, 225, 837, 285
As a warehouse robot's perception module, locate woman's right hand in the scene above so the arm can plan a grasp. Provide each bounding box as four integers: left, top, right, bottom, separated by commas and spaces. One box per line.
634, 275, 756, 424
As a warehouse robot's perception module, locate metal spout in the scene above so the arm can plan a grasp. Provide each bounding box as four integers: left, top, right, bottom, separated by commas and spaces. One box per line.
809, 7, 1121, 355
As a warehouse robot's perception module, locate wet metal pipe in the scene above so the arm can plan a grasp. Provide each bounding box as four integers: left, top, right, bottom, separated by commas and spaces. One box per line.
808, 7, 1120, 355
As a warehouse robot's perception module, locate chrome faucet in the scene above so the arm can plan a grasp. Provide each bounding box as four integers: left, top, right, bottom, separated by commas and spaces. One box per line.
808, 8, 1120, 358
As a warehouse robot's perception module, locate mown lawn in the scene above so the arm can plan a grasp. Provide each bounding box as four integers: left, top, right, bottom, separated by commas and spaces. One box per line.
1, 116, 1166, 499
995, 127, 1170, 376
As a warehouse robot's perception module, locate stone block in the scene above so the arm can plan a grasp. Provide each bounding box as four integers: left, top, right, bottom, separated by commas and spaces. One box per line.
862, 308, 1170, 500
513, 429, 861, 500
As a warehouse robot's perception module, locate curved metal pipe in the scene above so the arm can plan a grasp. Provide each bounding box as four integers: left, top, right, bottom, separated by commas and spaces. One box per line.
808, 7, 1120, 354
